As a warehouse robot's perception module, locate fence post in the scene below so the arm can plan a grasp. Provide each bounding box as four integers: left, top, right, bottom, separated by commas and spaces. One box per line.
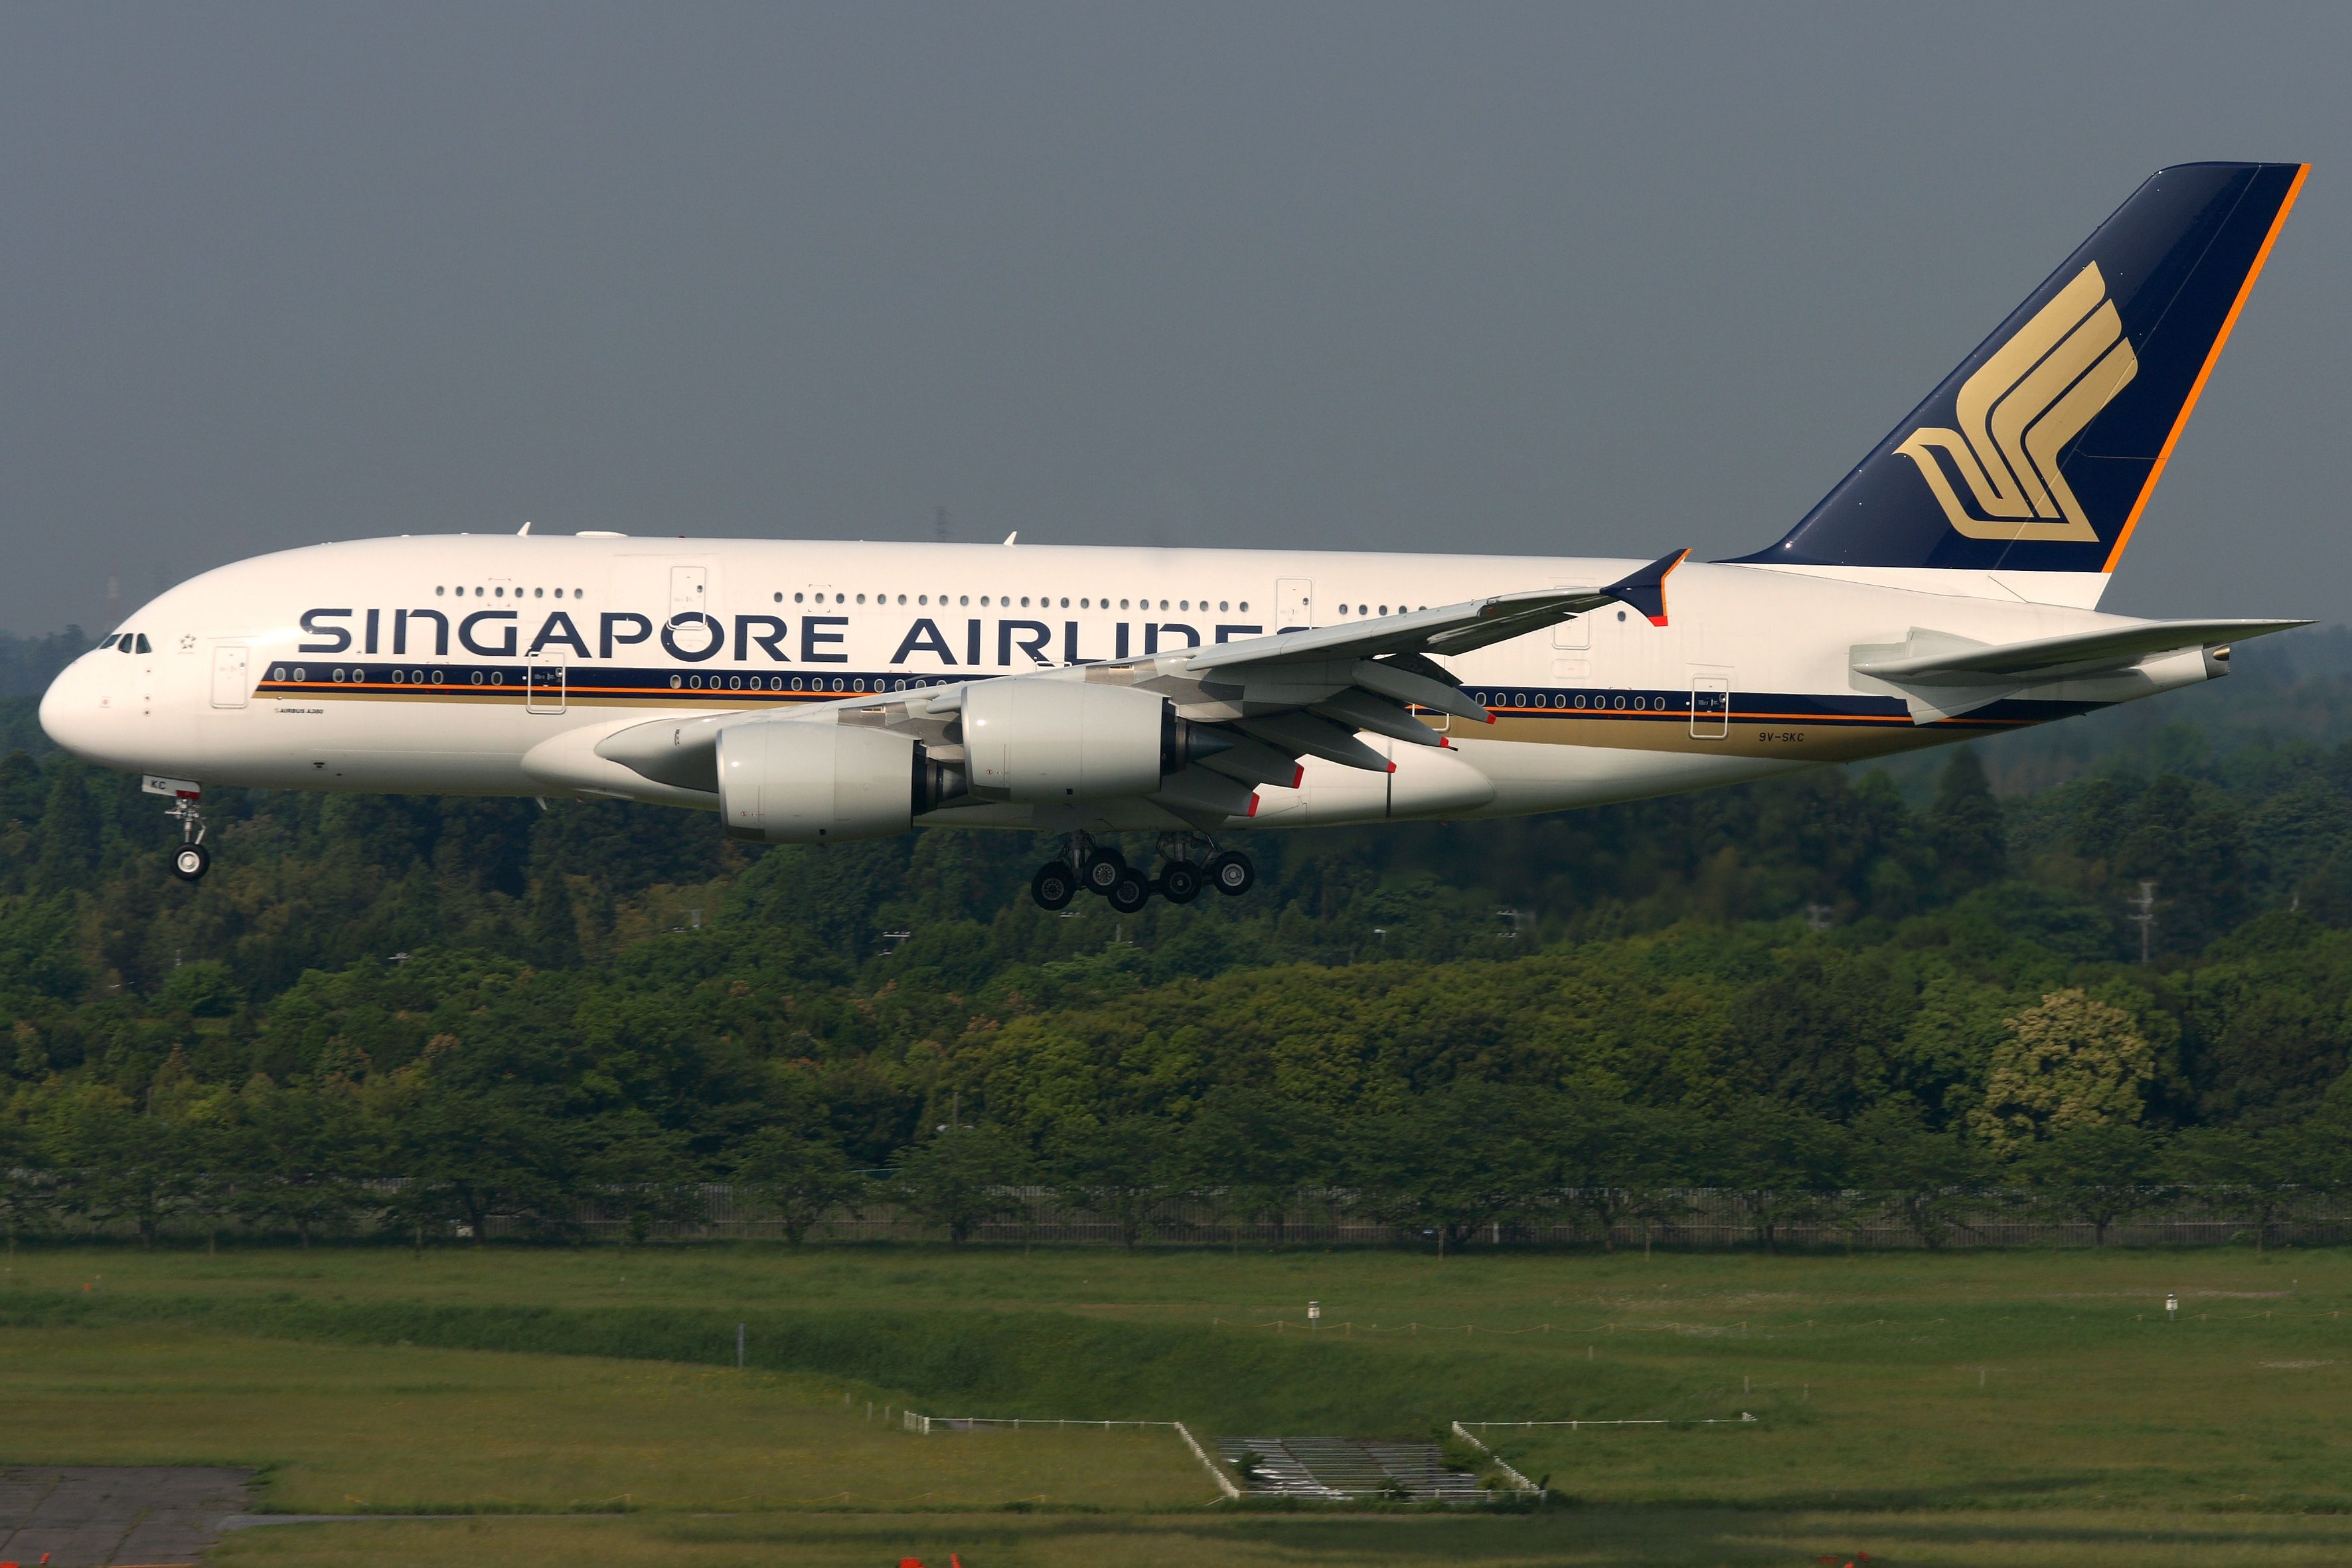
736, 1320, 745, 1370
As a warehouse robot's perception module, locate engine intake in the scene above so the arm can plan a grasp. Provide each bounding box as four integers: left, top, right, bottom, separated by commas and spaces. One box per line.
718, 722, 965, 843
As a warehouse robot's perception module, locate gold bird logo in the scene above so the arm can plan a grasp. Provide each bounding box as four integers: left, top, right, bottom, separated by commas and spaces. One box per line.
1896, 262, 2138, 542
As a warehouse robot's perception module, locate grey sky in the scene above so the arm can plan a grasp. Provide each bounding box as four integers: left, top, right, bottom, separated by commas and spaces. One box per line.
3, 3, 2345, 634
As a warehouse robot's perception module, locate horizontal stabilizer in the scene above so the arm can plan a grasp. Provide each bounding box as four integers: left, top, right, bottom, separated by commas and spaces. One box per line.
1853, 618, 2308, 686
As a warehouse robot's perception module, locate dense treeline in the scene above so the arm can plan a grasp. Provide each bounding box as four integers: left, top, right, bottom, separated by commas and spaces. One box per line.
11, 623, 2352, 1248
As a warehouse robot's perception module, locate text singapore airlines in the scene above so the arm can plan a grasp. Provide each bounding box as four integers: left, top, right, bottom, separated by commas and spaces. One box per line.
40, 163, 2313, 911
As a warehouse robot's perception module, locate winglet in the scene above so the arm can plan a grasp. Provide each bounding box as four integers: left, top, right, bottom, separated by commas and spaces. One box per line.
1604, 548, 1689, 627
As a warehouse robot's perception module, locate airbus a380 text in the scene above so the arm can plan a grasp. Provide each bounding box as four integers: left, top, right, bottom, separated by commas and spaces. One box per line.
40, 163, 2314, 911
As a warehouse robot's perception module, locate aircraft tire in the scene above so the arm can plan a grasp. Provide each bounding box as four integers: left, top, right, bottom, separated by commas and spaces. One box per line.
1081, 846, 1127, 895
1157, 860, 1203, 904
1030, 862, 1077, 911
170, 843, 212, 883
1207, 850, 1254, 897
1107, 870, 1153, 914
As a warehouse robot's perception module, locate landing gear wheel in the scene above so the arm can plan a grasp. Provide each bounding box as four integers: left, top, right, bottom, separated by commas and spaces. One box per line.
1107, 869, 1153, 913
170, 842, 211, 883
1157, 860, 1203, 904
1081, 845, 1127, 896
1030, 861, 1077, 911
1207, 850, 1255, 897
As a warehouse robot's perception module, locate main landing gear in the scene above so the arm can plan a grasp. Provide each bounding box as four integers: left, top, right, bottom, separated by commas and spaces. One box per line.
1028, 832, 1254, 911
165, 794, 211, 883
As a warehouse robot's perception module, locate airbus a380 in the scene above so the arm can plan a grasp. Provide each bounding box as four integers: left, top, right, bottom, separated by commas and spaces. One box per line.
40, 162, 2314, 911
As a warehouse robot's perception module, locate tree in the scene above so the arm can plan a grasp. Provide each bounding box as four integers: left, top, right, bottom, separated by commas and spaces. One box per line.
527, 874, 582, 970
2016, 1121, 2165, 1244
1970, 990, 2154, 1152
1847, 1100, 1985, 1249
1699, 1102, 1845, 1252
40, 1083, 200, 1247
1348, 1083, 1552, 1255
1927, 748, 2006, 894
732, 1126, 865, 1243
2168, 1125, 2304, 1253
1551, 1100, 1687, 1252
226, 1075, 373, 1246
1181, 1088, 1329, 1247
371, 1042, 580, 1244
582, 1113, 706, 1244
1046, 1116, 1190, 1249
891, 1127, 1028, 1245
0, 1109, 58, 1253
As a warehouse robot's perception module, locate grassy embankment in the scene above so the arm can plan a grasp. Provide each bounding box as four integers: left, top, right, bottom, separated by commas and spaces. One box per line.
7, 1242, 2352, 1562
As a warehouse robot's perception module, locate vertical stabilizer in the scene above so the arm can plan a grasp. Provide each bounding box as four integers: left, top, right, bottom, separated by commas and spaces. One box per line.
1732, 162, 2306, 582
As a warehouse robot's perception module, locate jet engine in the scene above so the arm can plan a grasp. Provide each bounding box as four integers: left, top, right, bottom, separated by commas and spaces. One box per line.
959, 678, 1223, 803
717, 720, 965, 842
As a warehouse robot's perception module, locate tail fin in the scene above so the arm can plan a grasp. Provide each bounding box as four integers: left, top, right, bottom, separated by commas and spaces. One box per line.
1732, 161, 2306, 578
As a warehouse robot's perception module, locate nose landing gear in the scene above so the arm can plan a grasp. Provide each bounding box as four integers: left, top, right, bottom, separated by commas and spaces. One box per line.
163, 792, 211, 883
1026, 831, 1255, 910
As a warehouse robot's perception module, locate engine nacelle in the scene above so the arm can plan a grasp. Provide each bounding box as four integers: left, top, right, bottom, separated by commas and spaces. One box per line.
961, 678, 1176, 803
717, 721, 963, 843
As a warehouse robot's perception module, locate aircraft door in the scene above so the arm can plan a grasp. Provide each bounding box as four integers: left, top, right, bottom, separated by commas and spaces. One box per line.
1277, 578, 1314, 631
1689, 672, 1731, 739
670, 566, 708, 619
526, 663, 567, 714
210, 645, 250, 708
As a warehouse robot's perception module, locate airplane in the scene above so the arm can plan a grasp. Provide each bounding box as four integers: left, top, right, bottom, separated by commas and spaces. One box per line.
40, 161, 2313, 913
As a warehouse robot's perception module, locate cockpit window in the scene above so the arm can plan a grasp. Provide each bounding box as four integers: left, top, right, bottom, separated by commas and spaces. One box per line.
134, 633, 153, 653
118, 637, 135, 655
98, 634, 120, 649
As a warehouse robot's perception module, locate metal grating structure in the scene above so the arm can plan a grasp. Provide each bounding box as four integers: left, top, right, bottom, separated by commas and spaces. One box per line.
1215, 1437, 1496, 1502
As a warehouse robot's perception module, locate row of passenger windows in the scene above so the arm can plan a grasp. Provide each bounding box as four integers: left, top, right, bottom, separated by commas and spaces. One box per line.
263, 667, 1682, 710
773, 591, 1251, 612
1474, 690, 1677, 711
670, 674, 952, 692
275, 666, 499, 686
406, 588, 1433, 617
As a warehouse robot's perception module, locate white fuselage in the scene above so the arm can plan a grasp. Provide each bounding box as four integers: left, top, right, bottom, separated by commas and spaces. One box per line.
39, 533, 2199, 832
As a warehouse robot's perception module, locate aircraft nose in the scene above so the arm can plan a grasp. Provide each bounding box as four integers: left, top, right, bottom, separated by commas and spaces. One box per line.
39, 653, 123, 765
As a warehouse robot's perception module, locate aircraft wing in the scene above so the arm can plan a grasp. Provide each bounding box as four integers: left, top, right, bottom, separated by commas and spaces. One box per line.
1184, 548, 1688, 674
590, 550, 1687, 826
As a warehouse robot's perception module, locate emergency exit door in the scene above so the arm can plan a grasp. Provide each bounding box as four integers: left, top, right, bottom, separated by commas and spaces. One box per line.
1277, 578, 1314, 631
526, 663, 567, 714
1689, 673, 1731, 738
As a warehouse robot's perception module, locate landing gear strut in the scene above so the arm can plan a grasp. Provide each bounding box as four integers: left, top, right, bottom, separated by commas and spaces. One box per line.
165, 794, 211, 883
1025, 831, 1255, 910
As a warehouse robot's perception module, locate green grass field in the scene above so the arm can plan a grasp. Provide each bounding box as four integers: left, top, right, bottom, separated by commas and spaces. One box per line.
7, 1241, 2352, 1563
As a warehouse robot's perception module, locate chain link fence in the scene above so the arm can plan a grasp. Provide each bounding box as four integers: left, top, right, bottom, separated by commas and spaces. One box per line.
25, 1178, 2335, 1248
